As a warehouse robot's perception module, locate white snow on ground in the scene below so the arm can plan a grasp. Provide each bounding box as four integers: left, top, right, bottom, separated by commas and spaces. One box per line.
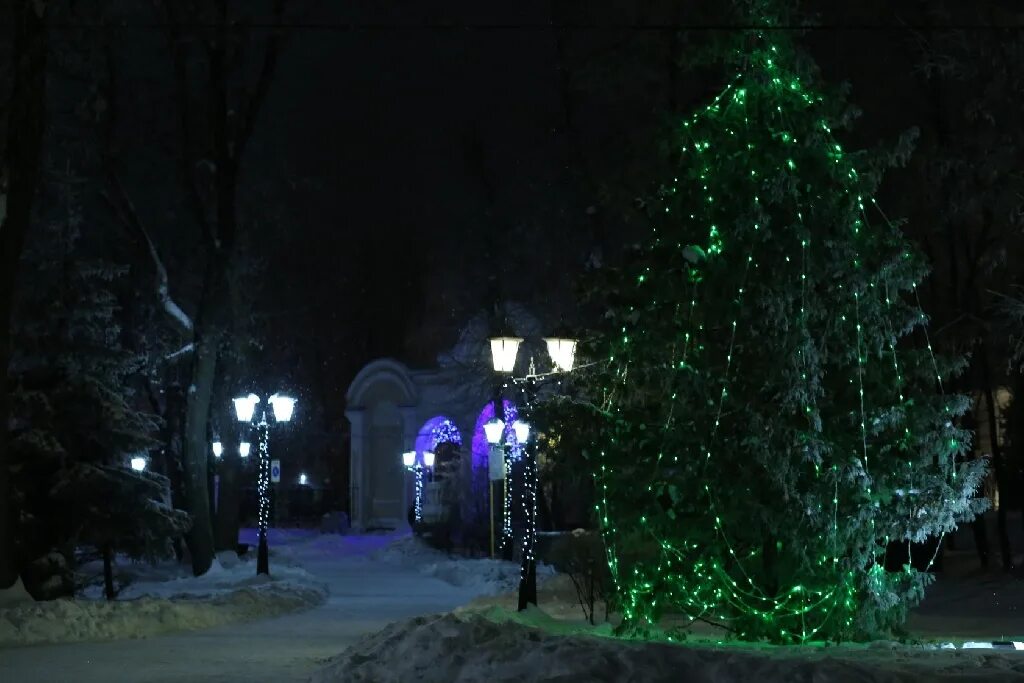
0, 545, 326, 647
0, 529, 539, 682
4, 529, 1024, 682
0, 578, 33, 608
365, 534, 556, 596
312, 606, 1024, 683
313, 544, 1024, 683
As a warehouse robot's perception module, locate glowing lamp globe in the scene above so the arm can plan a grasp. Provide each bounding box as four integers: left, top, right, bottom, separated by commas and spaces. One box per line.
299, 473, 308, 486
489, 336, 523, 373
483, 418, 505, 445
269, 394, 296, 423
239, 442, 251, 458
402, 451, 416, 468
512, 420, 531, 443
544, 337, 578, 373
212, 441, 224, 458
423, 451, 435, 468
130, 456, 147, 472
233, 393, 260, 422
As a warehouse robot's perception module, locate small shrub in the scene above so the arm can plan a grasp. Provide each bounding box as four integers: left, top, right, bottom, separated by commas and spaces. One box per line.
548, 529, 613, 624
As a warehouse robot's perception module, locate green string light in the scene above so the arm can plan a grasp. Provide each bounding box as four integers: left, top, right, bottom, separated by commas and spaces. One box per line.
583, 20, 985, 644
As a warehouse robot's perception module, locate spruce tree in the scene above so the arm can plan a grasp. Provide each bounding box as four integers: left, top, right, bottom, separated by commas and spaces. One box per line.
10, 203, 189, 599
578, 19, 987, 642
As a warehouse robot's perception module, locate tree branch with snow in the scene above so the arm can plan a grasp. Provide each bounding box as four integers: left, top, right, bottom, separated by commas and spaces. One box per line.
101, 173, 194, 336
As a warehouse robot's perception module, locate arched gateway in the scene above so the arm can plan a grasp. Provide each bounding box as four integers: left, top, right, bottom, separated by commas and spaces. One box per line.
345, 359, 491, 530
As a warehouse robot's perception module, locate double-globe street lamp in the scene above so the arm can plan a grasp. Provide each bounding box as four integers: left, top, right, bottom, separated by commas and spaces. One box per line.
483, 415, 530, 559
210, 440, 252, 516
487, 334, 577, 611
232, 392, 296, 575
402, 450, 435, 525
212, 441, 252, 459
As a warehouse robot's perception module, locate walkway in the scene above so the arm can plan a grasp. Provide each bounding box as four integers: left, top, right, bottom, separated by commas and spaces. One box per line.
0, 530, 476, 682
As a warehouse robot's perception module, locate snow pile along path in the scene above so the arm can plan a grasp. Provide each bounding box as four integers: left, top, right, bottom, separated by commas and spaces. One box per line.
365, 535, 556, 596
312, 608, 1024, 683
0, 553, 327, 647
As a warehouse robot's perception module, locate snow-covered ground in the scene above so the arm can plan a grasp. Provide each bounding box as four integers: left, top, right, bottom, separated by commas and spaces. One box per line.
0, 529, 545, 682
0, 541, 326, 647
313, 606, 1024, 683
314, 546, 1024, 683
5, 528, 1024, 682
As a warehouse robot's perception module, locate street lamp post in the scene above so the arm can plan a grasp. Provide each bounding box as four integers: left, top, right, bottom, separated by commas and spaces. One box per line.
483, 417, 507, 558
211, 440, 251, 516
402, 450, 435, 525
488, 334, 578, 611
233, 392, 296, 575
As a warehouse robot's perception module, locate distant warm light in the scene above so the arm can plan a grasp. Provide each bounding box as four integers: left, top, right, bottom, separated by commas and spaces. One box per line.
489, 337, 523, 373
423, 451, 435, 468
212, 441, 224, 458
130, 457, 147, 472
544, 337, 578, 372
402, 451, 416, 468
512, 420, 531, 443
234, 393, 260, 422
239, 442, 251, 458
483, 418, 505, 445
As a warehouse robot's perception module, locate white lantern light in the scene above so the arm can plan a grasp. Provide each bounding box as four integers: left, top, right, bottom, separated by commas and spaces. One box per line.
544, 337, 578, 373
512, 420, 531, 443
233, 393, 260, 422
423, 451, 435, 468
130, 456, 147, 472
402, 450, 416, 468
299, 473, 308, 486
489, 336, 523, 373
212, 441, 224, 458
483, 418, 505, 445
239, 442, 251, 458
269, 394, 296, 423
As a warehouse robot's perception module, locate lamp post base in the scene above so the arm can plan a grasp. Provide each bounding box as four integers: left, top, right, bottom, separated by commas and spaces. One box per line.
257, 529, 269, 575
517, 557, 537, 611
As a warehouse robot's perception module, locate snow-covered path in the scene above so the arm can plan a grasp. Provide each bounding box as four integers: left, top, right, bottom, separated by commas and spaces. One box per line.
0, 531, 489, 682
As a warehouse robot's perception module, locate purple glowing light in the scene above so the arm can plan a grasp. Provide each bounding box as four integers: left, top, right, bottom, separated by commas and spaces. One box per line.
471, 399, 525, 471
414, 416, 463, 460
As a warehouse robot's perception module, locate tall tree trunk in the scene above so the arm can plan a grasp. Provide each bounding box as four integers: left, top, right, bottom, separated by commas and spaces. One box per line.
1011, 372, 1024, 537
0, 0, 48, 590
980, 344, 1013, 571
182, 287, 222, 574
214, 346, 242, 553
102, 542, 115, 600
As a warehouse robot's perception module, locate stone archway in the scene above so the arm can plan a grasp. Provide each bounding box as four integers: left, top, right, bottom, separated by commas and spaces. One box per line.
345, 360, 419, 530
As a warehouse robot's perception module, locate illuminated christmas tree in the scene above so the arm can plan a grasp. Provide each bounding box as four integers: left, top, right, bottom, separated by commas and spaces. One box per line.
581, 19, 987, 642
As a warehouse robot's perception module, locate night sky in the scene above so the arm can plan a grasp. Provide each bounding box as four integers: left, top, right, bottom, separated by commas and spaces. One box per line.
6, 0, 1024, 510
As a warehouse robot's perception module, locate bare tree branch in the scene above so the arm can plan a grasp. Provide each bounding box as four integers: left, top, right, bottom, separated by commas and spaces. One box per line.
166, 342, 195, 360
101, 173, 194, 335
234, 0, 285, 165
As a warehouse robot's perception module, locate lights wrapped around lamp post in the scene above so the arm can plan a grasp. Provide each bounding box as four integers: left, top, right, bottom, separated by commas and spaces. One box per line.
487, 331, 577, 612
235, 391, 296, 575
402, 450, 433, 524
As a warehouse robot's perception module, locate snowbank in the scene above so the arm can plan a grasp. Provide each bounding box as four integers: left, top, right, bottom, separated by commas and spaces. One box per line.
0, 579, 33, 609
0, 552, 327, 647
365, 535, 555, 597
312, 608, 1024, 683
